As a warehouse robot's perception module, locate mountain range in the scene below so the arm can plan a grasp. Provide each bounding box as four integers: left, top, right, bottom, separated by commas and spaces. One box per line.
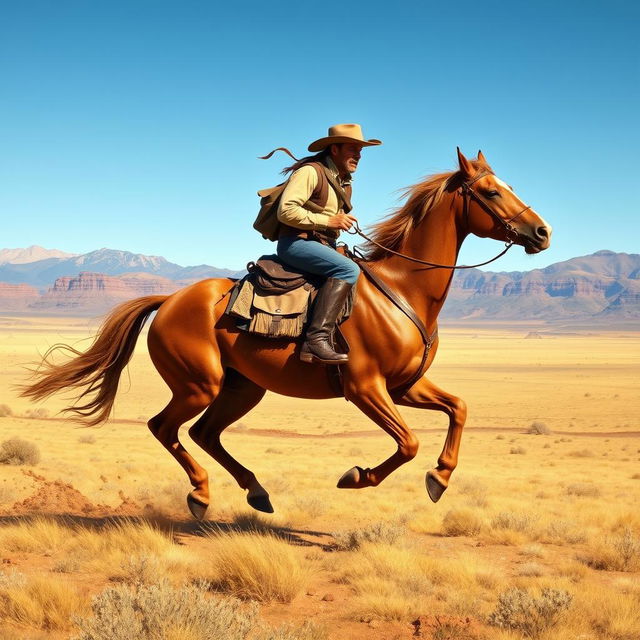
0, 246, 638, 324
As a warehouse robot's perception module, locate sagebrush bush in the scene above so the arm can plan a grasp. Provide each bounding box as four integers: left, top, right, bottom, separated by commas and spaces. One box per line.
74, 580, 325, 640
73, 581, 256, 640
510, 446, 527, 455
441, 508, 482, 537
0, 437, 41, 465
78, 434, 96, 444
566, 482, 600, 498
0, 404, 13, 417
333, 521, 405, 550
491, 511, 537, 534
488, 587, 573, 637
527, 421, 551, 435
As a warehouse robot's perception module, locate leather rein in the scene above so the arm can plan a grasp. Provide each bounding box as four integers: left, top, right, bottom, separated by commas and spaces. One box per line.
346, 170, 532, 270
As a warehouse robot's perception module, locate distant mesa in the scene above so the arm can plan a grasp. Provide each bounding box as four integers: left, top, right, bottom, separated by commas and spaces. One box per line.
0, 246, 638, 323
524, 331, 543, 339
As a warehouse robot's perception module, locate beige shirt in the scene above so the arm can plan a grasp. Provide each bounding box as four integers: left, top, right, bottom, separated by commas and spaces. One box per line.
277, 158, 352, 231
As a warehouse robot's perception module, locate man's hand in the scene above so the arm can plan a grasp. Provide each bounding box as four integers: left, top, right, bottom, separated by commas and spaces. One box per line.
326, 213, 358, 231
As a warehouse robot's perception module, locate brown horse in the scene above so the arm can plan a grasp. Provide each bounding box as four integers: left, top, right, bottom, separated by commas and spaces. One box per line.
21, 149, 551, 519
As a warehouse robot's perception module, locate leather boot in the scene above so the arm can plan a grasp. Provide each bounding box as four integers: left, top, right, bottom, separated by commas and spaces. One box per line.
300, 278, 352, 365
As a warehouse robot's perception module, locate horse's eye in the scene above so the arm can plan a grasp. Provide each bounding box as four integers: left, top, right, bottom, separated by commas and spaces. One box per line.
483, 190, 500, 198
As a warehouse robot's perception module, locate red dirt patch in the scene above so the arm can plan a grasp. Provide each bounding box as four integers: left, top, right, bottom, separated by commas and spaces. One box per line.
5, 470, 140, 517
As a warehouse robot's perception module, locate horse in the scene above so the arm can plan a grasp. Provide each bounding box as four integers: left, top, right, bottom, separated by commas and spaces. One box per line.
21, 148, 552, 519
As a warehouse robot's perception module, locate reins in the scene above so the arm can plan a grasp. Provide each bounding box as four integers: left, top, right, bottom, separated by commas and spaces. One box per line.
347, 170, 533, 270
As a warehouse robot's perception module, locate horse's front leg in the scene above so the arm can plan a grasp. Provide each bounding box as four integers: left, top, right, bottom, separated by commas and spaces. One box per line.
395, 375, 467, 502
338, 376, 419, 489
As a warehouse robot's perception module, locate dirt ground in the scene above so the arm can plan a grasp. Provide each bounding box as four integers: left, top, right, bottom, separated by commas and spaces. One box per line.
0, 315, 638, 639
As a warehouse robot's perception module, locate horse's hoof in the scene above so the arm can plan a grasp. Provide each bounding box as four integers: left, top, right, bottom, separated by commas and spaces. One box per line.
247, 493, 274, 514
426, 470, 448, 503
337, 466, 365, 489
187, 492, 209, 520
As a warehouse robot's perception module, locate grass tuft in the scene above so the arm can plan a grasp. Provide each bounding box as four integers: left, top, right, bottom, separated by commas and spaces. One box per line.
205, 532, 310, 603
0, 574, 85, 630
441, 508, 483, 537
333, 521, 405, 550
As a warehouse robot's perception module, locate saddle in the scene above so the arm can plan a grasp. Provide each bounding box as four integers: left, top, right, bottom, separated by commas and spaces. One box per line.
225, 254, 355, 338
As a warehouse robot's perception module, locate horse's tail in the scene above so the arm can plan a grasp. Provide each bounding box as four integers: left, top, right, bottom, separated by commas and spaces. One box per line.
19, 295, 168, 426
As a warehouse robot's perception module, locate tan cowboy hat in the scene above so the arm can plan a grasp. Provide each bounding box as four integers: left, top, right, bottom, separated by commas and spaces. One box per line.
308, 123, 382, 152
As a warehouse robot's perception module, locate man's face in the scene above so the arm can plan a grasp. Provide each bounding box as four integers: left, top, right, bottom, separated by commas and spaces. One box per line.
331, 143, 364, 176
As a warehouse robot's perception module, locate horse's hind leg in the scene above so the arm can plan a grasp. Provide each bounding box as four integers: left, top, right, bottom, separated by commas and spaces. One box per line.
396, 376, 467, 503
188, 368, 273, 513
148, 391, 216, 520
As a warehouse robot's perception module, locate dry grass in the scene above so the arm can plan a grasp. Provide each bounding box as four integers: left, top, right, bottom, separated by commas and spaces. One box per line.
204, 531, 311, 602
0, 320, 639, 638
335, 542, 433, 620
0, 574, 86, 631
0, 516, 70, 553
579, 528, 640, 572
441, 508, 483, 536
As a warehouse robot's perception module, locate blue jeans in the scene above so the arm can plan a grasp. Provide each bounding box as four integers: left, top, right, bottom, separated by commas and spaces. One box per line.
277, 237, 360, 285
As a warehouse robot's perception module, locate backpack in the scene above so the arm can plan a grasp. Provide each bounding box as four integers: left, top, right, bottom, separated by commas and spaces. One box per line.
253, 162, 352, 241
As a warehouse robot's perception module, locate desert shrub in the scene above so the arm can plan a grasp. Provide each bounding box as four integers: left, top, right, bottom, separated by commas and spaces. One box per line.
206, 532, 310, 602
495, 434, 505, 440
78, 434, 96, 444
333, 521, 405, 550
72, 581, 258, 640
527, 421, 551, 435
0, 437, 41, 465
566, 482, 600, 498
543, 519, 587, 545
487, 587, 573, 638
441, 508, 482, 537
580, 528, 640, 572
510, 446, 526, 455
491, 511, 536, 534
0, 404, 13, 417
567, 449, 595, 458
24, 407, 50, 419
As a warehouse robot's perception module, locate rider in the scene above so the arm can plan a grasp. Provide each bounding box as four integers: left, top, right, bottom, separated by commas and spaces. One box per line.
277, 124, 382, 365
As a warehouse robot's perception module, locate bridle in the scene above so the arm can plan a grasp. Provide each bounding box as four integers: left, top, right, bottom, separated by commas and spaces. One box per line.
347, 170, 533, 270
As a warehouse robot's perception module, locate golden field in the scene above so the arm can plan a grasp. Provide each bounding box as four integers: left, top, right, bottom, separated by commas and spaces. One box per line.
0, 315, 638, 640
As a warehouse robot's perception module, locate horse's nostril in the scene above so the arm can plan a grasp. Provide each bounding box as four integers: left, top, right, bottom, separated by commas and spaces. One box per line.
536, 226, 549, 239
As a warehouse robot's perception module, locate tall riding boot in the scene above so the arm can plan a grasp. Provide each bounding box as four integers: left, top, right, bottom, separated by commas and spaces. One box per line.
300, 278, 353, 365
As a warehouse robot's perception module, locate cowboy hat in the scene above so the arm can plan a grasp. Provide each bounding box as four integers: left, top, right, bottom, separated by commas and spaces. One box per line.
308, 123, 382, 152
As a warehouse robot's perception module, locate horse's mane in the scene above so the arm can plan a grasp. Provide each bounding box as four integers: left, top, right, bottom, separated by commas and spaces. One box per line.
363, 158, 491, 260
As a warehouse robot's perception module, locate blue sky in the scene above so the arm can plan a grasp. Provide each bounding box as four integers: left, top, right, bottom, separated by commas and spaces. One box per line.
1, 0, 638, 272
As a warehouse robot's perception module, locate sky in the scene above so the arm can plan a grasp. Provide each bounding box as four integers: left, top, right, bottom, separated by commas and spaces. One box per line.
1, 0, 638, 272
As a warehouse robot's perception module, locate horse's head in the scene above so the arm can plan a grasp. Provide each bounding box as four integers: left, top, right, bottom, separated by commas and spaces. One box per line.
456, 148, 552, 254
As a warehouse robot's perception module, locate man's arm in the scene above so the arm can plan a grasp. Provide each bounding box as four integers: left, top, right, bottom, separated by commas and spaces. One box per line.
277, 165, 329, 230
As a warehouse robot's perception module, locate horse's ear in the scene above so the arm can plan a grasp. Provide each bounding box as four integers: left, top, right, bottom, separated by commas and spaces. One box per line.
457, 147, 474, 177
477, 149, 487, 164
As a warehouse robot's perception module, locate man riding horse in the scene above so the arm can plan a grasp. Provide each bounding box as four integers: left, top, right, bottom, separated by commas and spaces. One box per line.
276, 123, 381, 365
